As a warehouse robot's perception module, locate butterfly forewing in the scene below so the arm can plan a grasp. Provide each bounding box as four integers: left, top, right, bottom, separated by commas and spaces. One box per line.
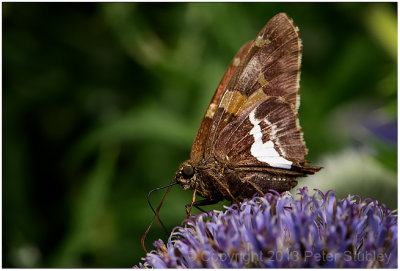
204, 13, 303, 161
230, 13, 302, 108
190, 41, 252, 163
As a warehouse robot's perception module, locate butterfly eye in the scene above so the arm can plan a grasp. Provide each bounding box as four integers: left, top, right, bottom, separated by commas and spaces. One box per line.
182, 165, 194, 179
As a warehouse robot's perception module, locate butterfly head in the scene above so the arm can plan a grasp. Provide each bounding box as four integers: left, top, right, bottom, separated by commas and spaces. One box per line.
174, 161, 198, 190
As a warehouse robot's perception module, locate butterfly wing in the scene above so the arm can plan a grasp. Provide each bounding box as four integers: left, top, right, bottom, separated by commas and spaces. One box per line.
190, 41, 252, 163
206, 13, 318, 172
215, 97, 312, 171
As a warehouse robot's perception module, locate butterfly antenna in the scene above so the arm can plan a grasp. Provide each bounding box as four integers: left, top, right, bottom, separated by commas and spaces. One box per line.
141, 181, 177, 252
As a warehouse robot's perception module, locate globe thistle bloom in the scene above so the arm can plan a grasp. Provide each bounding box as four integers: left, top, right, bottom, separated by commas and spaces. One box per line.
136, 187, 397, 268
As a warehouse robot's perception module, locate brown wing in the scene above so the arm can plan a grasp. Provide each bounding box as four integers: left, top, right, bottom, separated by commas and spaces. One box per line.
190, 41, 252, 162
215, 97, 314, 172
204, 13, 308, 166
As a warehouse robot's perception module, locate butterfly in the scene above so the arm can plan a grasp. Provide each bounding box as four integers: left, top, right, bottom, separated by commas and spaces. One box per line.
173, 13, 321, 213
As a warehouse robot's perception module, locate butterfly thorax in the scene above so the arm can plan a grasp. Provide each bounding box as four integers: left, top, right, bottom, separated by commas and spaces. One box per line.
174, 158, 237, 201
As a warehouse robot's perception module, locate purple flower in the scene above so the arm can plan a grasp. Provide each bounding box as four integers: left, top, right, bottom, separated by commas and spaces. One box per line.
136, 188, 397, 268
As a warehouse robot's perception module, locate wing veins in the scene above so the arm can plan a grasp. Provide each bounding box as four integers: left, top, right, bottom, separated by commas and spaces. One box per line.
212, 29, 300, 156
206, 19, 290, 156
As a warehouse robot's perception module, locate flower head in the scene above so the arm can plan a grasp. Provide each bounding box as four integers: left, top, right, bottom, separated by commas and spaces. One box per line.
136, 188, 397, 268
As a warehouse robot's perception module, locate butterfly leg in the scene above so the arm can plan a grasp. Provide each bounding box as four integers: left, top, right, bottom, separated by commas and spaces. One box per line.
194, 205, 207, 213
211, 176, 241, 206
248, 181, 265, 197
185, 198, 220, 215
185, 188, 197, 218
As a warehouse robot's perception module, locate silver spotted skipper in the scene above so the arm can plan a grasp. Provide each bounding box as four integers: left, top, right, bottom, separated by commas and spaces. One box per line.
142, 13, 321, 251
174, 13, 321, 212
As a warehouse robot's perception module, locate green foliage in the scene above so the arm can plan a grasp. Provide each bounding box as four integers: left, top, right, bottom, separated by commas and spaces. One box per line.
3, 2, 396, 267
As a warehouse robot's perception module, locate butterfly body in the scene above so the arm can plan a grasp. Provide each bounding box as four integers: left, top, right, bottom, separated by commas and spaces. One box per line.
174, 13, 321, 209
175, 158, 300, 202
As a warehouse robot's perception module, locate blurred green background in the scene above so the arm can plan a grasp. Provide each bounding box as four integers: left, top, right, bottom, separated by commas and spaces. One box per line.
3, 2, 397, 268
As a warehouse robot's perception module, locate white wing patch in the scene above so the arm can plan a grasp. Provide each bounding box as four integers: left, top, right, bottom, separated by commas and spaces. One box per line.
249, 110, 292, 169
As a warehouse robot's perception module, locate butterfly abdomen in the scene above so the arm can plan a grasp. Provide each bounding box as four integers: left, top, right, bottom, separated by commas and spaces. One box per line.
193, 160, 301, 201
237, 171, 298, 195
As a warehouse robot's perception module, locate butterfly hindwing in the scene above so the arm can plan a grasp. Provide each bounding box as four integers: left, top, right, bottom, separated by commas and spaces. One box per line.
215, 97, 308, 170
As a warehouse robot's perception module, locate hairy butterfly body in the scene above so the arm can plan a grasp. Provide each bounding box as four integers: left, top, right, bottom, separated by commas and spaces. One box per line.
174, 13, 321, 209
